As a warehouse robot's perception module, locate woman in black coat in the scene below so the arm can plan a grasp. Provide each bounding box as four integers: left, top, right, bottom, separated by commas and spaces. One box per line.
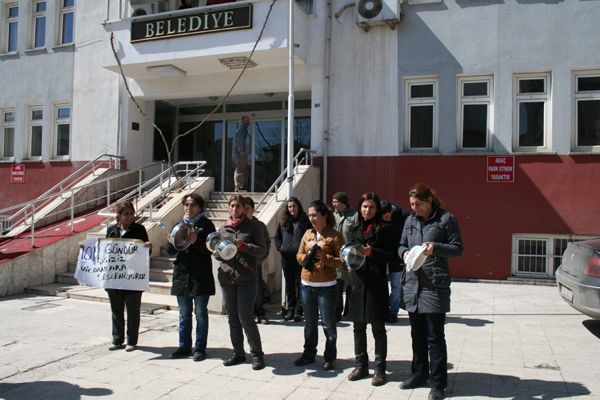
105, 201, 151, 352
168, 193, 216, 362
345, 192, 396, 386
398, 183, 463, 400
275, 196, 310, 321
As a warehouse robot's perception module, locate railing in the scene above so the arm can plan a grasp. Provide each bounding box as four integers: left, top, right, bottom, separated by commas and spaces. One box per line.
98, 161, 206, 223
255, 148, 315, 212
0, 160, 165, 247
2, 153, 123, 234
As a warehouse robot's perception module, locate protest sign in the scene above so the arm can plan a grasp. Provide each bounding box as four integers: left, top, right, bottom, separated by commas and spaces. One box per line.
75, 237, 149, 291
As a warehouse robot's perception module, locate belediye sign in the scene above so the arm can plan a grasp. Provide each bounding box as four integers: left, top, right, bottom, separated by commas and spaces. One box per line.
131, 4, 252, 43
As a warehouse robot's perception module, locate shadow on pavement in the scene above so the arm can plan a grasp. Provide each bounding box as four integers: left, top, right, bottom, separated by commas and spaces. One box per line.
582, 319, 600, 340
446, 315, 494, 327
136, 345, 233, 361
449, 372, 590, 399
0, 381, 112, 400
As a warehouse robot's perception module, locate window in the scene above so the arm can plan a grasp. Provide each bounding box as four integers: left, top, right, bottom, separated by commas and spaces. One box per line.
29, 108, 43, 158
512, 235, 594, 277
574, 71, 600, 149
458, 76, 493, 150
405, 78, 438, 150
31, 1, 46, 48
55, 105, 70, 157
6, 3, 18, 52
59, 0, 74, 45
514, 73, 550, 151
1, 110, 15, 158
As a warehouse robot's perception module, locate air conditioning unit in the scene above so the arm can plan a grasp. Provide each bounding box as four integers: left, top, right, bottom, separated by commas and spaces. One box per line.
130, 0, 159, 17
356, 0, 402, 31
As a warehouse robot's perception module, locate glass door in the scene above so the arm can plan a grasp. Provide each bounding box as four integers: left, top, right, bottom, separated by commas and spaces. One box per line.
252, 119, 283, 192
178, 121, 223, 190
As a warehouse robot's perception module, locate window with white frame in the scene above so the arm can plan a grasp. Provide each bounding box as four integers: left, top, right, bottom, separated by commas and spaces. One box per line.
55, 105, 70, 157
5, 3, 18, 52
459, 76, 493, 150
29, 108, 43, 158
31, 0, 46, 48
59, 0, 74, 45
514, 73, 550, 151
512, 234, 595, 277
1, 110, 15, 158
406, 78, 437, 150
574, 71, 600, 149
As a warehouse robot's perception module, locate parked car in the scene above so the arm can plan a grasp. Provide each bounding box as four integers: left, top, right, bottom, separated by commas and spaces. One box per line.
555, 239, 600, 320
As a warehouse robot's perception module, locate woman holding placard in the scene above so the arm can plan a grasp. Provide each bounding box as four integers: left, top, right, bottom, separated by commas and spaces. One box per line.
398, 183, 463, 400
105, 201, 152, 352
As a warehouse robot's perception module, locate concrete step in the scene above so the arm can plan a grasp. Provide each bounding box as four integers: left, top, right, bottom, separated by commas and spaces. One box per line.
150, 268, 173, 283
209, 192, 266, 201
24, 283, 178, 312
152, 255, 176, 269
56, 272, 78, 285
148, 281, 172, 295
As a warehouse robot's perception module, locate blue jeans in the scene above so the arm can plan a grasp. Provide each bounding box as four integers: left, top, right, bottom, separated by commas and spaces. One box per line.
177, 295, 209, 352
408, 312, 447, 390
388, 271, 402, 316
300, 284, 337, 362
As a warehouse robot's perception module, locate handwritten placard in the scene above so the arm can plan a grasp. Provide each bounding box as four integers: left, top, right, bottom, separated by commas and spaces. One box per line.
75, 238, 149, 291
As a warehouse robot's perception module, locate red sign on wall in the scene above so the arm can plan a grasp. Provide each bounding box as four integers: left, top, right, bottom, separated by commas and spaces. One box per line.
10, 164, 25, 184
487, 156, 514, 183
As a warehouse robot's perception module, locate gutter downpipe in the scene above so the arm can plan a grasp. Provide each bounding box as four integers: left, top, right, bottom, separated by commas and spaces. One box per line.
322, 0, 333, 200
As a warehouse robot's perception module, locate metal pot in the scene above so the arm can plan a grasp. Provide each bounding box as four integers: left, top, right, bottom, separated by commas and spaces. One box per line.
216, 239, 237, 260
340, 244, 366, 270
205, 232, 221, 253
169, 222, 197, 251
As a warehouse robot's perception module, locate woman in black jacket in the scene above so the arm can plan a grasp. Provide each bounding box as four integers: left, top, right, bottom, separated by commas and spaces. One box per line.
398, 183, 463, 400
345, 193, 396, 386
168, 193, 216, 362
275, 197, 310, 321
105, 201, 151, 352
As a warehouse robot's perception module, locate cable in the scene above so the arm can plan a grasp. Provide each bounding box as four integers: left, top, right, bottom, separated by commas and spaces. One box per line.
109, 0, 279, 176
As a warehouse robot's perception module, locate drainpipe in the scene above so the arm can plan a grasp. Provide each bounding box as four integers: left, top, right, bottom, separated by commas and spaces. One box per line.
322, 0, 333, 200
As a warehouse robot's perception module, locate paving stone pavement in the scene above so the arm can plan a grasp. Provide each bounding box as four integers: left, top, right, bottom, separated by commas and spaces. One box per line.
0, 281, 599, 399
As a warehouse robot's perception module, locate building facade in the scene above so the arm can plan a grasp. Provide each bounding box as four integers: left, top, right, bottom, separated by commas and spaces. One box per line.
1, 0, 599, 280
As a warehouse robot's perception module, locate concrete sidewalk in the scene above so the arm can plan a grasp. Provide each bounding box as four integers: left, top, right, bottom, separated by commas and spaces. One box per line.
0, 282, 598, 399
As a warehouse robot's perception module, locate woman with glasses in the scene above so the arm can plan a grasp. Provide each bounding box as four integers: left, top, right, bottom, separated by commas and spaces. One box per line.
105, 201, 152, 352
398, 183, 463, 400
217, 194, 268, 370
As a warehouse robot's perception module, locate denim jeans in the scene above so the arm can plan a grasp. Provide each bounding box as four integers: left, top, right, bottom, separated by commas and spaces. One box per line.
388, 271, 402, 316
408, 312, 447, 390
300, 284, 337, 362
177, 295, 210, 352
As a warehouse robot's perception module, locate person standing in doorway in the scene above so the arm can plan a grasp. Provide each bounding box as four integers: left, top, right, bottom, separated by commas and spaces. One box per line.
233, 115, 251, 192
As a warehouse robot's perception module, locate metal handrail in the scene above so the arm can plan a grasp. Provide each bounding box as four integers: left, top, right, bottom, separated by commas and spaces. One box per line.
255, 148, 315, 212
98, 161, 206, 222
0, 160, 166, 247
2, 153, 123, 230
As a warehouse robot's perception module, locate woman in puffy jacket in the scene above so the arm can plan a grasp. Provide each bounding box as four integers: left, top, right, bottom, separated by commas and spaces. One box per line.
275, 197, 310, 321
398, 183, 463, 400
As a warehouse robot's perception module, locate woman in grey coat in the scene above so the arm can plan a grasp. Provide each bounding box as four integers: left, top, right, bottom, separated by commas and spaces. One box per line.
398, 183, 463, 400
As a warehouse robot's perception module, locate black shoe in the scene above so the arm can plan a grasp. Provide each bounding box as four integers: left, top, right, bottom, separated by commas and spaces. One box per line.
400, 375, 428, 389
293, 355, 315, 366
388, 314, 398, 323
293, 314, 304, 322
108, 344, 125, 351
223, 353, 246, 366
193, 350, 206, 362
347, 368, 369, 381
171, 348, 192, 359
371, 371, 386, 386
252, 356, 265, 370
256, 316, 269, 325
323, 361, 335, 371
428, 388, 445, 400
283, 310, 294, 321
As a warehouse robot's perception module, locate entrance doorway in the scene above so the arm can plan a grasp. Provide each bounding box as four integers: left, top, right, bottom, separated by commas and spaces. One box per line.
157, 98, 311, 193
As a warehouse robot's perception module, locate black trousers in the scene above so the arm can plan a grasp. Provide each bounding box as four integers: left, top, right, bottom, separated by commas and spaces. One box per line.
281, 254, 302, 314
106, 289, 142, 346
408, 312, 447, 390
353, 320, 387, 372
